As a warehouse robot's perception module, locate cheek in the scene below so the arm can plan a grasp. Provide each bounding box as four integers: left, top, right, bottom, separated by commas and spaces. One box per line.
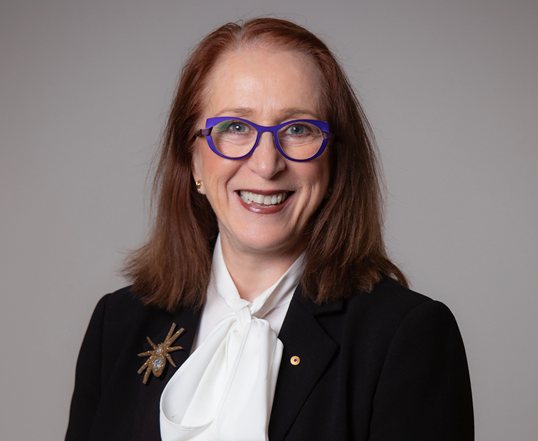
196, 146, 220, 182
310, 160, 331, 195
199, 152, 243, 201
294, 161, 330, 214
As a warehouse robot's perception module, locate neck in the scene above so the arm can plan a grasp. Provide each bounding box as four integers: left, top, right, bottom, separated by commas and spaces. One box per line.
219, 236, 305, 303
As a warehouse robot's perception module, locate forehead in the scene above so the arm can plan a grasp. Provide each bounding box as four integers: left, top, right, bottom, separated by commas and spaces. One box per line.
201, 45, 325, 120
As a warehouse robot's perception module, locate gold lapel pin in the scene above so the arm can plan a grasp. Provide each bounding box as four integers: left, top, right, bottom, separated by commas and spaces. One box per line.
290, 356, 301, 366
137, 323, 184, 384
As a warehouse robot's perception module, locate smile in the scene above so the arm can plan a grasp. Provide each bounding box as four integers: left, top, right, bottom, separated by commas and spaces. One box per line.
238, 190, 290, 206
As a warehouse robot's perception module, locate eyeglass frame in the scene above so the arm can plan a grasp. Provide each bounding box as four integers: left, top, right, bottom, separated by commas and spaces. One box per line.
196, 116, 334, 162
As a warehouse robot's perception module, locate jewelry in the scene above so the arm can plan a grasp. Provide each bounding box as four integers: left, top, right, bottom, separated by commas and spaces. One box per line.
195, 180, 202, 192
137, 323, 184, 384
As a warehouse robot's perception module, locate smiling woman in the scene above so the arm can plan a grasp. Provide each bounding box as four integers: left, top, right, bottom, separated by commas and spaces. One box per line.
191, 47, 331, 291
66, 18, 473, 441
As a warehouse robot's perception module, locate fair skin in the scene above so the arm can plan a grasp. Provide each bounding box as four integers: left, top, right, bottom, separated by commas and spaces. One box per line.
192, 45, 330, 302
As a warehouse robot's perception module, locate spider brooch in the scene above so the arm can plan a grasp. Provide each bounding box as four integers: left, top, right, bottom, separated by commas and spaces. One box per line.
137, 323, 184, 384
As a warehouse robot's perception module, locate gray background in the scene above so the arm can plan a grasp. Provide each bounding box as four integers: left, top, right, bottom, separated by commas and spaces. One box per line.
1, 0, 537, 439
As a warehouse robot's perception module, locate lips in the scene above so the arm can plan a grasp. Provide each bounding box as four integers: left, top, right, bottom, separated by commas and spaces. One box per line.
238, 190, 290, 206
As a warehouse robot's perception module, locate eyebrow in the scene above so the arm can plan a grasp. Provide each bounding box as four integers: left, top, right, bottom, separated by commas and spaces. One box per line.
214, 107, 322, 121
215, 107, 253, 118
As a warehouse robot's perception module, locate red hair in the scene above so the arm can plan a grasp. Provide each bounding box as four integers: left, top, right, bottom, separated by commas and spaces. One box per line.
122, 18, 407, 311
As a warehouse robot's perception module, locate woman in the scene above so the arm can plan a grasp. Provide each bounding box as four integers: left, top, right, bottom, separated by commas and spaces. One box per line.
66, 18, 473, 441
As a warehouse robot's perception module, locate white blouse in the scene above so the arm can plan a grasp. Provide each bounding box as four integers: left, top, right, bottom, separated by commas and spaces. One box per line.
160, 235, 305, 441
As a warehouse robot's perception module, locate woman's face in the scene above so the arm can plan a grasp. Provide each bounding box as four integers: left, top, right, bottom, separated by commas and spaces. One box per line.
192, 46, 330, 259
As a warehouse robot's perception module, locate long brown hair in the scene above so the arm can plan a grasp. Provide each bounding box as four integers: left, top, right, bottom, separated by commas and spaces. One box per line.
122, 18, 408, 311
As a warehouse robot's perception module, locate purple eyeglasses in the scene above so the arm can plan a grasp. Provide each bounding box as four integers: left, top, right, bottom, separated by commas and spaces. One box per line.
196, 117, 334, 162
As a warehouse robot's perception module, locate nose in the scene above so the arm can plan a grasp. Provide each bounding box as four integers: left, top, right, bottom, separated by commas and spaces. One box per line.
247, 131, 286, 179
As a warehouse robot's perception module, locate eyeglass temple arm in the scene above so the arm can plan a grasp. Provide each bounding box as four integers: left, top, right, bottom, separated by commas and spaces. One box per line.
323, 131, 334, 140
198, 128, 212, 136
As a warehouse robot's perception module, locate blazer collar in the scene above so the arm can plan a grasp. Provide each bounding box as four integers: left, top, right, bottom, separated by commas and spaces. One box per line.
269, 286, 343, 441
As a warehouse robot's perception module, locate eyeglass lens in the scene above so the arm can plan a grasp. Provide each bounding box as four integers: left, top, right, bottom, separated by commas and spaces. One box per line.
210, 119, 324, 160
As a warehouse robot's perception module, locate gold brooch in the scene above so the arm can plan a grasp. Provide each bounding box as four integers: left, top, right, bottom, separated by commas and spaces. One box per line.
137, 323, 184, 384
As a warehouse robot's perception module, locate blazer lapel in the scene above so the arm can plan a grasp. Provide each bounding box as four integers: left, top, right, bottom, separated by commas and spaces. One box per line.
131, 306, 201, 441
269, 287, 343, 441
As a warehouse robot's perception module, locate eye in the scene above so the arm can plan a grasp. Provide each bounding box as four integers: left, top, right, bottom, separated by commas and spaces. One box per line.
284, 124, 310, 136
230, 122, 249, 133
215, 120, 252, 134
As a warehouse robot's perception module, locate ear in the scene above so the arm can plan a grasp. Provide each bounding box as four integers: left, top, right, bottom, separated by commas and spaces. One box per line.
191, 144, 205, 195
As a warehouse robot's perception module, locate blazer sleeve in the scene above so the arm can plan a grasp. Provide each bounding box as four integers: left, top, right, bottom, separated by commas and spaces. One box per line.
369, 300, 474, 440
65, 294, 109, 441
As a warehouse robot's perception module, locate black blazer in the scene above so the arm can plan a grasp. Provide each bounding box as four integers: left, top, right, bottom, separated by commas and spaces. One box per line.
66, 277, 473, 440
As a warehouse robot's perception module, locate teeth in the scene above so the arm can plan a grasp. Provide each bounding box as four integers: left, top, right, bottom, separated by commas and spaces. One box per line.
239, 190, 289, 206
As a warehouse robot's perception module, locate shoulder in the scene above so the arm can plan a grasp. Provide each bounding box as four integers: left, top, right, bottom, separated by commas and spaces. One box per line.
345, 276, 456, 332
85, 286, 176, 365
338, 278, 469, 382
92, 285, 171, 323
93, 286, 152, 322
352, 276, 433, 311
304, 277, 464, 357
